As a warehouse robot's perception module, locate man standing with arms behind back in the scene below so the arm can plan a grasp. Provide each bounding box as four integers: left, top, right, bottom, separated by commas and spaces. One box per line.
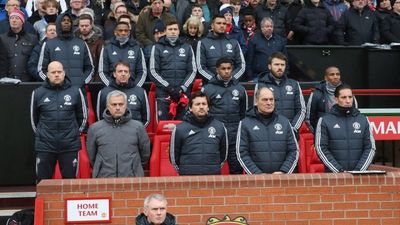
30, 61, 87, 182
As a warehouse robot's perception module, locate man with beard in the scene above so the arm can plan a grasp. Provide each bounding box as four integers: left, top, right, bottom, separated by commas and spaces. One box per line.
196, 15, 245, 83
99, 21, 146, 87
236, 87, 299, 174
96, 61, 149, 127
38, 13, 94, 87
170, 91, 228, 175
75, 13, 104, 82
255, 52, 306, 132
315, 84, 375, 172
149, 20, 196, 121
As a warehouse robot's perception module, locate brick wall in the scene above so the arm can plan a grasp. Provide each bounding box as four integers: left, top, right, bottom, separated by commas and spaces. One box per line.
37, 165, 400, 225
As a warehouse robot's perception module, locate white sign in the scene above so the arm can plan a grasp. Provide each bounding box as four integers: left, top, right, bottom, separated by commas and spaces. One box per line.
65, 198, 111, 223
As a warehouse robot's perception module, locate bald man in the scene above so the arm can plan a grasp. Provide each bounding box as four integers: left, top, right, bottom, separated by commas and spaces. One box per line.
30, 61, 88, 182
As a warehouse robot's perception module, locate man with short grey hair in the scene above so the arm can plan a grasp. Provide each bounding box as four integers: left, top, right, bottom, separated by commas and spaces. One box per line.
136, 194, 176, 225
87, 90, 150, 178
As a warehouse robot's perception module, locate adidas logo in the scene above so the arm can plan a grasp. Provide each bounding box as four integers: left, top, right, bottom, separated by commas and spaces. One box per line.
216, 94, 221, 99
44, 97, 50, 102
188, 130, 195, 135
253, 125, 260, 130
112, 51, 117, 55
210, 45, 215, 50
333, 124, 340, 128
163, 50, 169, 53
55, 47, 61, 51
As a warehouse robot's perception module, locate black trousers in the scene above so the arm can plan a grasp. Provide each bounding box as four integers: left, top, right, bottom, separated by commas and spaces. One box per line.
36, 151, 79, 183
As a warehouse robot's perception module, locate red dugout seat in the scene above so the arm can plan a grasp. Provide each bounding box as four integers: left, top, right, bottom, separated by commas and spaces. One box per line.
191, 79, 202, 95
298, 132, 325, 173
147, 83, 157, 143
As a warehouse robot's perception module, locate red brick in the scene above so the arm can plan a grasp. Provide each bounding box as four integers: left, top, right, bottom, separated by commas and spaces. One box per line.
236, 188, 261, 196
189, 189, 210, 197
286, 221, 309, 225
273, 195, 297, 203
322, 211, 345, 218
356, 219, 382, 225
297, 195, 321, 203
176, 198, 200, 205
214, 205, 237, 213
381, 218, 400, 225
164, 189, 188, 198
261, 204, 285, 211
297, 211, 321, 219
226, 196, 248, 204
113, 208, 135, 216
381, 202, 400, 209
333, 186, 356, 194
369, 193, 393, 201
250, 212, 273, 220
273, 212, 297, 220
113, 191, 137, 199
381, 185, 399, 192
177, 215, 201, 223
345, 193, 369, 201
309, 203, 332, 210
112, 199, 127, 208
345, 210, 369, 218
357, 201, 381, 209
110, 217, 127, 224
310, 220, 333, 225
286, 204, 309, 211
200, 197, 224, 205
334, 202, 357, 210
370, 209, 393, 217
237, 204, 260, 213
249, 196, 273, 204
321, 194, 344, 202
44, 210, 62, 219
127, 199, 143, 208
168, 206, 189, 214
333, 219, 357, 225
356, 185, 380, 193
189, 206, 213, 214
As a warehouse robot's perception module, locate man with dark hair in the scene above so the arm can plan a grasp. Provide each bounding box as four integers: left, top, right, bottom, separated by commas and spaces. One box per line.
381, 0, 400, 43
30, 61, 87, 182
97, 61, 149, 127
75, 14, 104, 82
0, 8, 38, 81
38, 12, 94, 87
254, 0, 291, 38
99, 21, 147, 87
202, 57, 247, 174
237, 87, 299, 174
315, 84, 375, 172
306, 66, 358, 133
255, 52, 306, 132
149, 19, 196, 121
170, 91, 228, 175
87, 90, 150, 178
196, 15, 245, 83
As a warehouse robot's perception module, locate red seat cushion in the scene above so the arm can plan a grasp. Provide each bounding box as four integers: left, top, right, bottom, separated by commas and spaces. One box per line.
149, 134, 179, 177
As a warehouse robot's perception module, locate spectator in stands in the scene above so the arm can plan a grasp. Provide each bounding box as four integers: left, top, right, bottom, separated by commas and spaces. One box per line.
136, 194, 177, 225
381, 0, 400, 43
236, 87, 299, 174
87, 90, 150, 178
231, 0, 241, 27
0, 0, 35, 34
125, 0, 149, 24
64, 0, 84, 24
182, 0, 219, 24
322, 0, 348, 22
135, 0, 176, 52
245, 18, 287, 81
75, 13, 104, 82
38, 13, 94, 87
170, 91, 228, 175
28, 23, 56, 81
293, 0, 336, 44
219, 4, 246, 51
30, 61, 87, 182
196, 15, 245, 83
315, 84, 375, 172
306, 66, 358, 133
103, 2, 134, 40
0, 9, 38, 81
99, 21, 146, 87
0, 38, 8, 74
188, 4, 210, 34
153, 19, 166, 42
33, 0, 59, 41
27, 0, 45, 24
255, 52, 306, 132
202, 57, 247, 174
97, 61, 149, 126
150, 20, 196, 121
182, 16, 204, 51
254, 0, 291, 38
335, 0, 380, 45
283, 0, 304, 45
241, 8, 257, 47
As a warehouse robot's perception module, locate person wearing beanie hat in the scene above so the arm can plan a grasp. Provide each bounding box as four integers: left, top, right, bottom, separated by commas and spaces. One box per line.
0, 8, 38, 81
153, 19, 166, 42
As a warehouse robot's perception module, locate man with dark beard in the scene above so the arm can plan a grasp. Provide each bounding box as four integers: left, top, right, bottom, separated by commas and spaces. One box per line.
38, 12, 94, 87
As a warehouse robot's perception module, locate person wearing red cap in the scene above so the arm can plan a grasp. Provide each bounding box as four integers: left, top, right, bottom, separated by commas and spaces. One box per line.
0, 8, 38, 81
0, 0, 36, 34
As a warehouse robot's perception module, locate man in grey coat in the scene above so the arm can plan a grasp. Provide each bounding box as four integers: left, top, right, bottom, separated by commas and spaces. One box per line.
87, 90, 150, 178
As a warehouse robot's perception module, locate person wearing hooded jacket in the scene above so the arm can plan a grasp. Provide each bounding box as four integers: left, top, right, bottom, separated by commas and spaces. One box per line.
99, 21, 147, 87
196, 15, 245, 83
149, 20, 196, 121
237, 87, 299, 174
170, 91, 228, 175
315, 84, 375, 173
201, 57, 247, 174
97, 61, 149, 127
255, 52, 306, 132
37, 12, 94, 87
30, 61, 87, 182
87, 90, 150, 178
